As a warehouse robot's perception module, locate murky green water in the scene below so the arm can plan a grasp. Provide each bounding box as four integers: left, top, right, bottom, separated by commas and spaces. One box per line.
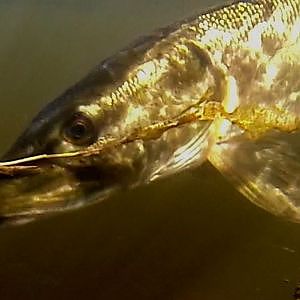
0, 1, 300, 299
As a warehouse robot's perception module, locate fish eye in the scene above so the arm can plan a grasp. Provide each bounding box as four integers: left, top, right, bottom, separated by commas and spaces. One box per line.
63, 112, 96, 146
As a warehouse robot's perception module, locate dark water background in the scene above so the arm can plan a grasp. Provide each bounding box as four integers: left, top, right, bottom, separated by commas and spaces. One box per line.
0, 1, 300, 299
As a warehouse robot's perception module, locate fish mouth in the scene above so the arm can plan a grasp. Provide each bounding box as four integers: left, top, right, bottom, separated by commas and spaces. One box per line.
0, 159, 118, 226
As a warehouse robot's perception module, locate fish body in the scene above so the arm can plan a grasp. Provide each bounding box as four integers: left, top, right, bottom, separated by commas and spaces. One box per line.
1, 0, 300, 224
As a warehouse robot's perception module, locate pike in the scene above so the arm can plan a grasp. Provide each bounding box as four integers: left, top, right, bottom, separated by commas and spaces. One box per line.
1, 0, 300, 225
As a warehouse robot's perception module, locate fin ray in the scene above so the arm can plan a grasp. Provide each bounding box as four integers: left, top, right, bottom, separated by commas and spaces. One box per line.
209, 127, 300, 222
150, 122, 212, 181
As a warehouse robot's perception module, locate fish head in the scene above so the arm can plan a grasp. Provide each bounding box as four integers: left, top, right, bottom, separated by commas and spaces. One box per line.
0, 64, 156, 225
0, 75, 209, 225
0, 34, 218, 225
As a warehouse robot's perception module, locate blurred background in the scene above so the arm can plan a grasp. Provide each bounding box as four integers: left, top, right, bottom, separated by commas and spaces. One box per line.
0, 0, 299, 299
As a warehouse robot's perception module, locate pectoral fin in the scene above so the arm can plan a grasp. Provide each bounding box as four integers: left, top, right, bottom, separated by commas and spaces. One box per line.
209, 124, 300, 222
150, 122, 212, 181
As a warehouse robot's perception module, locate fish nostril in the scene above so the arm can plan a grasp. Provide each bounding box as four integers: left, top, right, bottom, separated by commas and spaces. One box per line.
1, 143, 35, 161
1, 136, 60, 161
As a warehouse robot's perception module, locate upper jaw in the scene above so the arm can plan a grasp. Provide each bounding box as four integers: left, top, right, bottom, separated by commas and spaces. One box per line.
0, 143, 136, 225
0, 162, 76, 223
0, 155, 116, 225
